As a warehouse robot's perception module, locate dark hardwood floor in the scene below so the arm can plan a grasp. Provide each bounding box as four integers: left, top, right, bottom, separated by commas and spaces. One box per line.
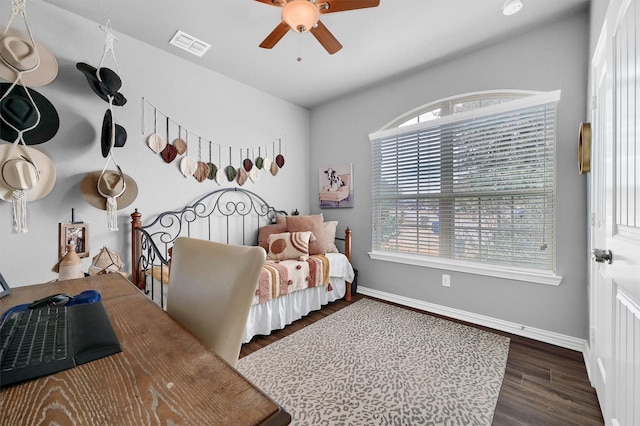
240, 294, 604, 425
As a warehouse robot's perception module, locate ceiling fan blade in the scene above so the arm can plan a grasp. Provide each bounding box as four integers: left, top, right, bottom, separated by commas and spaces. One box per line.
320, 0, 379, 13
259, 21, 290, 49
310, 21, 343, 54
254, 0, 283, 7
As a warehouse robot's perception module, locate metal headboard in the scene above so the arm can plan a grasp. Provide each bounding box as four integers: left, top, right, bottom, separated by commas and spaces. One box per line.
131, 188, 287, 302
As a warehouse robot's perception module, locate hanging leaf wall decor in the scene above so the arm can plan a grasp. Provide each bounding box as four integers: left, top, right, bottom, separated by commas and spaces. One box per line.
275, 138, 285, 168
180, 132, 198, 177
225, 147, 237, 181
160, 117, 178, 163
207, 141, 217, 180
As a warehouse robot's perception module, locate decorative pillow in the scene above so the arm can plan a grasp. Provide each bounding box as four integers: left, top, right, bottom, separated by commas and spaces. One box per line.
146, 265, 170, 284
267, 231, 316, 261
258, 223, 287, 252
286, 214, 327, 255
324, 221, 339, 253
275, 213, 287, 225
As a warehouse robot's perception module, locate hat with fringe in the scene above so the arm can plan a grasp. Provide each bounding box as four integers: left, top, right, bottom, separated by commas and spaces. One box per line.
81, 169, 138, 211
0, 143, 56, 233
0, 143, 55, 202
81, 168, 137, 231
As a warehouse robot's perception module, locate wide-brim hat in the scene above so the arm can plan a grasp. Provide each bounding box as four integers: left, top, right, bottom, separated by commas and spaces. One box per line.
0, 27, 58, 86
101, 109, 126, 157
80, 169, 138, 210
0, 83, 59, 145
0, 144, 56, 201
76, 62, 126, 106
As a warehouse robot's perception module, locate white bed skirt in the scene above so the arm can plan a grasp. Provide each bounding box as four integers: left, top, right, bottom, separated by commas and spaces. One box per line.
243, 276, 346, 343
150, 253, 355, 344
153, 276, 346, 342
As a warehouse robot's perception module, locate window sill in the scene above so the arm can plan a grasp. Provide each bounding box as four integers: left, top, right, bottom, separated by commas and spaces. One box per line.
368, 250, 562, 286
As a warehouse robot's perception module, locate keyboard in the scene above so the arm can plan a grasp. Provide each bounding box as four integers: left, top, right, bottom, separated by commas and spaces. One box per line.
0, 301, 121, 388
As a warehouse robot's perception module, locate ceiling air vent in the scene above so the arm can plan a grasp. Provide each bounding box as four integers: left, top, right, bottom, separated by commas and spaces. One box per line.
169, 30, 211, 57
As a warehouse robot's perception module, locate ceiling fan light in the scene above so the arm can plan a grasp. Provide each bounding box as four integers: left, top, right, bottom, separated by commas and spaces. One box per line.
502, 0, 523, 16
282, 0, 320, 33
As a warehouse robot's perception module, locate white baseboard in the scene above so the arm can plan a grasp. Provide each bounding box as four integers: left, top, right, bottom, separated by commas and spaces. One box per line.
357, 286, 589, 353
582, 339, 594, 383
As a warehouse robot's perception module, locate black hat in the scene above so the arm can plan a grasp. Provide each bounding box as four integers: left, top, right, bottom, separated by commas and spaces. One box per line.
0, 83, 59, 145
101, 109, 127, 158
76, 62, 127, 106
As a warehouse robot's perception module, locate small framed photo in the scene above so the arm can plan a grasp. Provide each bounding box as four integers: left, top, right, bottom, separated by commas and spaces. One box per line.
59, 223, 89, 258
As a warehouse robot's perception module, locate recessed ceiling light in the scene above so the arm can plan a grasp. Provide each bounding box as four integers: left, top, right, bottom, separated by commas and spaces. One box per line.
169, 30, 211, 57
502, 0, 523, 16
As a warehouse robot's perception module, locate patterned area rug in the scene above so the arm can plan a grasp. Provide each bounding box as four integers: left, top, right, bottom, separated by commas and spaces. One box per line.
237, 298, 510, 425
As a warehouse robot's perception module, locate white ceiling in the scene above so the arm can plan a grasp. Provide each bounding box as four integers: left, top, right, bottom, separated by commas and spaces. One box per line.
38, 0, 589, 109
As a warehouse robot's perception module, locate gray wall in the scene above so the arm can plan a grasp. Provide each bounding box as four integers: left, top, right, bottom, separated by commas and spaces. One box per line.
0, 3, 310, 286
590, 0, 609, 56
309, 10, 591, 339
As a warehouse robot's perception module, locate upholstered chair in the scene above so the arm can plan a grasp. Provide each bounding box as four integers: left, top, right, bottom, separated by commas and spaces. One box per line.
166, 237, 265, 366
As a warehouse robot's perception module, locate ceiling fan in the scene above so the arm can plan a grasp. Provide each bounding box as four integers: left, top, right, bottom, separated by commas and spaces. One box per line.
255, 0, 380, 54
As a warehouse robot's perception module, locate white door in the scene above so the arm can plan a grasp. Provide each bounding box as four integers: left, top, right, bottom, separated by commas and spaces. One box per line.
589, 24, 612, 418
590, 0, 640, 424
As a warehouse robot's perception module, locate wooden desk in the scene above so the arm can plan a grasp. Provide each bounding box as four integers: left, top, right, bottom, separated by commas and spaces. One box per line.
0, 274, 291, 425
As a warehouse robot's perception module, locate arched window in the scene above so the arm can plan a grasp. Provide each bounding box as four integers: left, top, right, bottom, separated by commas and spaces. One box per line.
369, 90, 561, 285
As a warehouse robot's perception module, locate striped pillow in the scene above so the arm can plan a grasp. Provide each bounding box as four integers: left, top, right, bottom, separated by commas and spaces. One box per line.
267, 231, 316, 261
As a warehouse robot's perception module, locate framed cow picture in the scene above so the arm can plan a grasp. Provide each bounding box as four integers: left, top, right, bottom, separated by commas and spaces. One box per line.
319, 163, 353, 208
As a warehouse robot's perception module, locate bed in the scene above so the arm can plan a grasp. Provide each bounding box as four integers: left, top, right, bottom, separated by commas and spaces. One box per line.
130, 188, 355, 343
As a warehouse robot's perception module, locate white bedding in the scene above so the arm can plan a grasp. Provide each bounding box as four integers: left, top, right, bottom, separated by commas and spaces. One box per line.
243, 252, 355, 343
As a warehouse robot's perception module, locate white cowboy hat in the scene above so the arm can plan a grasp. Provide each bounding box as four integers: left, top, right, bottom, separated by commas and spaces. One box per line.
0, 26, 58, 86
0, 144, 56, 202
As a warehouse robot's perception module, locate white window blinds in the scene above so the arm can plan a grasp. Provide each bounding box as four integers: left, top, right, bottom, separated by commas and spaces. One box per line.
370, 91, 560, 272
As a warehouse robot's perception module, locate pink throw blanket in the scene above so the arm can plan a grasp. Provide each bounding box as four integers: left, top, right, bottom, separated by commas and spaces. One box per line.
254, 255, 330, 305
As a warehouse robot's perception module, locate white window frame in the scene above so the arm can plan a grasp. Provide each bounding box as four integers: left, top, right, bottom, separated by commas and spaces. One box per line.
368, 90, 563, 286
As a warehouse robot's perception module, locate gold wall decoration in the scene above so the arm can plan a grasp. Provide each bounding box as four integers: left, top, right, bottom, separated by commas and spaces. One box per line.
578, 122, 591, 174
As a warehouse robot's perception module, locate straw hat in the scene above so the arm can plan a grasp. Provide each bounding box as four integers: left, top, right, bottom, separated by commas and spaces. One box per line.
76, 62, 127, 106
0, 27, 58, 86
0, 83, 60, 145
0, 144, 56, 202
80, 169, 138, 210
